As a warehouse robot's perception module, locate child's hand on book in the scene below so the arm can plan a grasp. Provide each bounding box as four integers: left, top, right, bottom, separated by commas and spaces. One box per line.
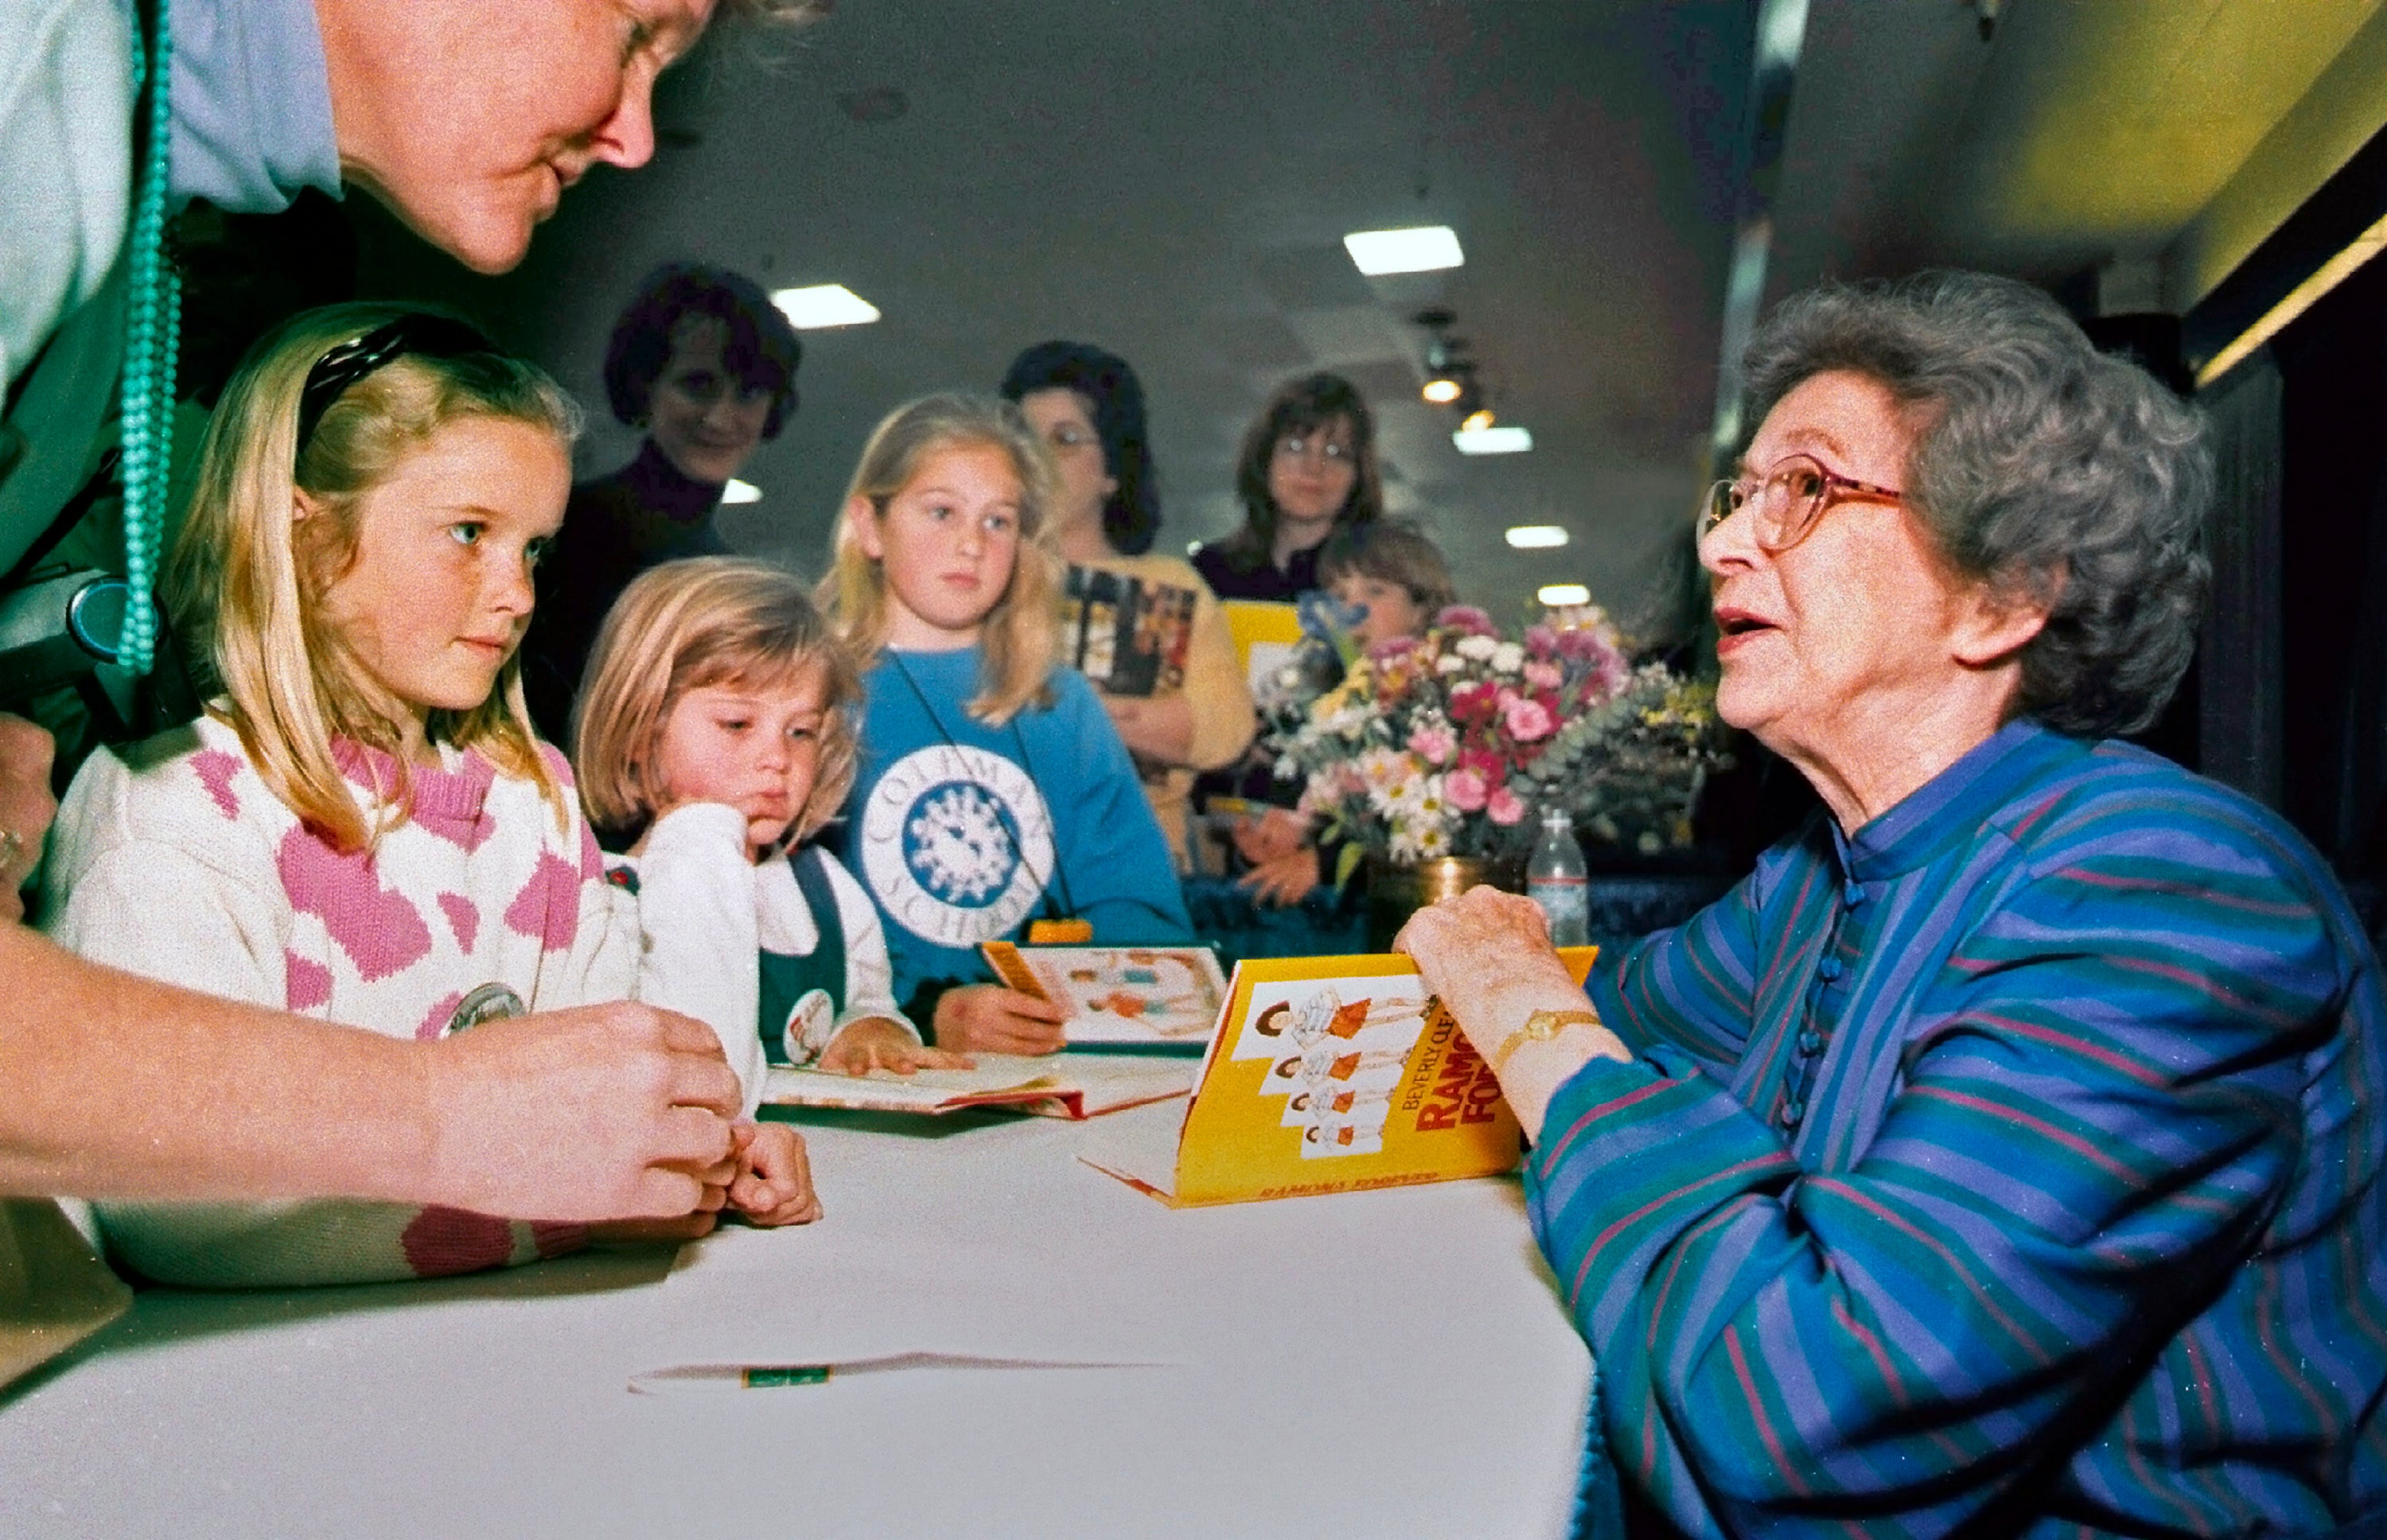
727, 1122, 822, 1227
819, 1017, 974, 1076
933, 984, 1068, 1055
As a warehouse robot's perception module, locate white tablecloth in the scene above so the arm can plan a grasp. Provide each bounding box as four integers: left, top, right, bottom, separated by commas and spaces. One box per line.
0, 1099, 1591, 1539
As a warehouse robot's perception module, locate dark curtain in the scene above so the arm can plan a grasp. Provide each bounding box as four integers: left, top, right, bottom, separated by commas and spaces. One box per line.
2195, 346, 2284, 811
2272, 249, 2387, 904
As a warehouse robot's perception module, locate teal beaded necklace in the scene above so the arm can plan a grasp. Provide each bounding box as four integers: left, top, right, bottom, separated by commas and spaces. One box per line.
119, 0, 178, 678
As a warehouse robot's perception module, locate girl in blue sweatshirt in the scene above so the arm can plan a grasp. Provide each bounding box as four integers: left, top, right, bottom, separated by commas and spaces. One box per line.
820, 394, 1191, 1053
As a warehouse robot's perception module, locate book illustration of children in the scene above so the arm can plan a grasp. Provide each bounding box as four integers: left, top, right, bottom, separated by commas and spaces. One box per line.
1283, 1083, 1394, 1130
1299, 1119, 1386, 1160
1250, 985, 1426, 1056
1057, 950, 1219, 1036
1273, 1046, 1405, 1089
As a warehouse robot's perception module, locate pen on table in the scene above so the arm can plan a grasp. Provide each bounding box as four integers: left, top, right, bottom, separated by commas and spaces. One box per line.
629, 1351, 1173, 1394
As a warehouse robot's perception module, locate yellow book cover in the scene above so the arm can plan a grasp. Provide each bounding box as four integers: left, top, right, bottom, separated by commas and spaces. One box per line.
1080, 947, 1597, 1207
1220, 599, 1303, 692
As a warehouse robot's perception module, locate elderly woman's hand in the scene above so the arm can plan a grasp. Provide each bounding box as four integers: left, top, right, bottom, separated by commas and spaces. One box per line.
1396, 885, 1629, 1140
0, 714, 58, 924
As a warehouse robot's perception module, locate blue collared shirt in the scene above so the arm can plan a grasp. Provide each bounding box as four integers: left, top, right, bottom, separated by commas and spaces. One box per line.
169, 0, 339, 213
1530, 720, 2387, 1536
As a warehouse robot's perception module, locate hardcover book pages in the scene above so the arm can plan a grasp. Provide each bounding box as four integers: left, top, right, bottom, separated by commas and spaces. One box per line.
762, 1052, 1196, 1120
1080, 948, 1598, 1206
980, 942, 1229, 1044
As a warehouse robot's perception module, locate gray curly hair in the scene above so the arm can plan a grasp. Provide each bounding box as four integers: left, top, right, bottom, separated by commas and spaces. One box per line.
1739, 270, 2212, 739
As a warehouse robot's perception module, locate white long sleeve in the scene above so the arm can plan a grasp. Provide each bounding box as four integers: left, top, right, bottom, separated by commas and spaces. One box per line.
43, 719, 606, 1287
628, 803, 768, 1118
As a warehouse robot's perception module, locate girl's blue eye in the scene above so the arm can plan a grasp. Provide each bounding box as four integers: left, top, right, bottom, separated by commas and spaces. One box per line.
526, 536, 552, 566
449, 523, 483, 546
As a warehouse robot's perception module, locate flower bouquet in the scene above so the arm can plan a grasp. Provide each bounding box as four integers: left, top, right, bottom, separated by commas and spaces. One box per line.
1260, 605, 1727, 887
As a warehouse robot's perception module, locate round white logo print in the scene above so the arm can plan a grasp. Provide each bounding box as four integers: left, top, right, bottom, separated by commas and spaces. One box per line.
860, 745, 1055, 948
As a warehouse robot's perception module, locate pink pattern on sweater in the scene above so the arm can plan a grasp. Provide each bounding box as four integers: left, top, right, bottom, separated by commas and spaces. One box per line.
416, 990, 464, 1041
191, 749, 243, 819
285, 951, 332, 1010
503, 850, 581, 951
332, 738, 500, 853
276, 825, 433, 982
399, 1207, 516, 1277
437, 892, 480, 951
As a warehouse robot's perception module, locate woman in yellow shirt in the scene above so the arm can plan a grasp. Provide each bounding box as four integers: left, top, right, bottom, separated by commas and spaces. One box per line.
1002, 341, 1256, 870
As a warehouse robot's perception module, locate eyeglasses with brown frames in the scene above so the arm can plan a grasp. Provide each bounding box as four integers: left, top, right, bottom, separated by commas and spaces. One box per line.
1700, 453, 1905, 553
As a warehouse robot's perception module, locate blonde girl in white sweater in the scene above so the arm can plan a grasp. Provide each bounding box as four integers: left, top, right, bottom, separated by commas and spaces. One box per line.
44, 305, 816, 1287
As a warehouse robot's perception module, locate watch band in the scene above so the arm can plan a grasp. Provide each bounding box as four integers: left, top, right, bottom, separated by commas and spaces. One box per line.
1487, 1007, 1602, 1075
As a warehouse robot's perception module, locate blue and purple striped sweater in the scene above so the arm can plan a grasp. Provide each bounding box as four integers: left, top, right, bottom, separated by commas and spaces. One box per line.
1529, 719, 2387, 1538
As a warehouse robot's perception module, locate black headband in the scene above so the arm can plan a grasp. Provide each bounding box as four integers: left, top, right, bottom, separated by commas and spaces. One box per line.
294, 314, 497, 459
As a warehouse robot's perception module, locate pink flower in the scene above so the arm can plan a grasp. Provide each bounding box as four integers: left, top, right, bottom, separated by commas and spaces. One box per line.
1486, 787, 1526, 825
1445, 768, 1489, 812
1504, 695, 1555, 742
1460, 748, 1506, 782
1435, 604, 1497, 638
1407, 725, 1455, 765
1524, 660, 1563, 691
1525, 624, 1559, 659
1448, 682, 1499, 726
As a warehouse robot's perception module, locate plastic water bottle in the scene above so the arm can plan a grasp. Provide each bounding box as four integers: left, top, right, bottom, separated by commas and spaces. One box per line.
1528, 806, 1590, 947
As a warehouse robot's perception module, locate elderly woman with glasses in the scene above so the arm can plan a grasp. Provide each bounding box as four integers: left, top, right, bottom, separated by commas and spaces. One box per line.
1401, 270, 2387, 1535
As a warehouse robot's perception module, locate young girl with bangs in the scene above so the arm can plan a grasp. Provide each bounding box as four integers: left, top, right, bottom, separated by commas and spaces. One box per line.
573, 556, 963, 1114
42, 305, 816, 1289
820, 393, 1191, 1055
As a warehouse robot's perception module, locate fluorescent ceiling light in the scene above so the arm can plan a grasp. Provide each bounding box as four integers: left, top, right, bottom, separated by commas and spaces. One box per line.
1538, 584, 1591, 607
1453, 425, 1533, 455
1505, 525, 1567, 550
1343, 226, 1464, 276
2198, 208, 2387, 386
722, 479, 762, 505
769, 283, 881, 329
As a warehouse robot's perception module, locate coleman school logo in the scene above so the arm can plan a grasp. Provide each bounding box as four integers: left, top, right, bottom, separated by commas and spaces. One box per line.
860, 745, 1057, 947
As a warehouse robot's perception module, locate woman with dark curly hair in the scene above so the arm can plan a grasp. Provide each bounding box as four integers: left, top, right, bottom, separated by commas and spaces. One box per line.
1001, 340, 1254, 869
520, 262, 803, 744
1401, 270, 2387, 1535
1192, 371, 1384, 603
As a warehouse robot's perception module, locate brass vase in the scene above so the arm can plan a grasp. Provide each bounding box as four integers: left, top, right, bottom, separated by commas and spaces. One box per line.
1363, 854, 1509, 953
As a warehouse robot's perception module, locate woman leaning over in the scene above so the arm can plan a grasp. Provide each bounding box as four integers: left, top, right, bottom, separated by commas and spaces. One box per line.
1402, 270, 2387, 1534
1002, 341, 1254, 869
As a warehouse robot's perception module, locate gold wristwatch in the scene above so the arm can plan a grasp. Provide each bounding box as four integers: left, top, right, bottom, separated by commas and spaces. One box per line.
1488, 1007, 1602, 1075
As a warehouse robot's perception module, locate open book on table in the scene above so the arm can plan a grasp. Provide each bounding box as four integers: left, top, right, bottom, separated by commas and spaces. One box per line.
1079, 948, 1598, 1206
979, 942, 1228, 1046
762, 1052, 1196, 1120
